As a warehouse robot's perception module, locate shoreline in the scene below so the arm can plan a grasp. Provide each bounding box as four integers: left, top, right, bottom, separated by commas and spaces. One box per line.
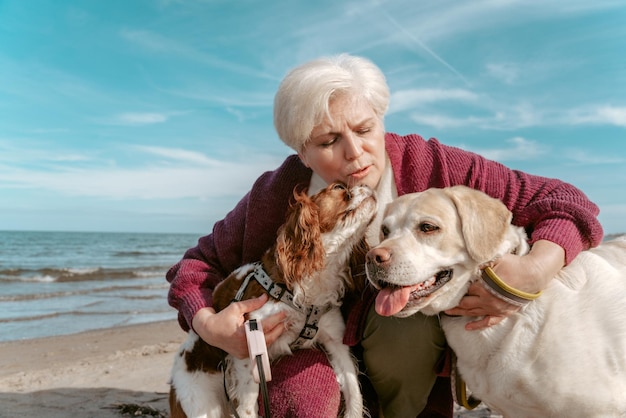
0, 320, 186, 418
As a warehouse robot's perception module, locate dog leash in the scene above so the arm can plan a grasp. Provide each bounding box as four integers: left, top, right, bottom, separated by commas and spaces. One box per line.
450, 350, 482, 410
246, 319, 272, 418
220, 319, 272, 418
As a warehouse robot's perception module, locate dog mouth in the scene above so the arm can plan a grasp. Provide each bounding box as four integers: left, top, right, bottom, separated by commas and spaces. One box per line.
343, 194, 377, 222
374, 269, 453, 317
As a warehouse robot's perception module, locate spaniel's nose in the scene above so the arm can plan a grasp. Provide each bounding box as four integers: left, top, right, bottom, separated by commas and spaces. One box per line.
367, 247, 391, 266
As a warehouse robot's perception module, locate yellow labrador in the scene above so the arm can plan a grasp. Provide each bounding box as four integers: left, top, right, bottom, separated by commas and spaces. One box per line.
366, 185, 626, 417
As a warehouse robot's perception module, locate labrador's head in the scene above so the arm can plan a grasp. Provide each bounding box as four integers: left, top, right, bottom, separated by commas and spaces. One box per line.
366, 186, 523, 317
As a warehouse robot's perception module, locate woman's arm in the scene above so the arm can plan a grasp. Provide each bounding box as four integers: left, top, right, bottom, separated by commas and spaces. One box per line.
445, 240, 566, 329
166, 156, 312, 352
386, 134, 603, 260
386, 133, 604, 330
166, 195, 251, 332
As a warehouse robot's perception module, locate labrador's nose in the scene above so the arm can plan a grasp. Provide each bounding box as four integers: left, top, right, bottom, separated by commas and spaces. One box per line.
367, 247, 392, 266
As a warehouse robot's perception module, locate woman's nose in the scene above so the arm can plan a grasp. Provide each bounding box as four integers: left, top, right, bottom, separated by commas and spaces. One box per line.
344, 133, 363, 160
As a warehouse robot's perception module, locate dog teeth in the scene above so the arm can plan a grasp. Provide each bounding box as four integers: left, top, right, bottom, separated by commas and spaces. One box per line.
419, 277, 436, 289
409, 277, 436, 297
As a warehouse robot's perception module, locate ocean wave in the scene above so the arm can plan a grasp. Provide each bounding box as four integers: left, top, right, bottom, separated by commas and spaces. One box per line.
0, 307, 174, 324
112, 250, 179, 257
0, 266, 168, 283
0, 283, 170, 302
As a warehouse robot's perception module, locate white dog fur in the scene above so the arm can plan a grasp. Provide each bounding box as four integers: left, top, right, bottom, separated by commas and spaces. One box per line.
170, 183, 375, 418
365, 185, 626, 417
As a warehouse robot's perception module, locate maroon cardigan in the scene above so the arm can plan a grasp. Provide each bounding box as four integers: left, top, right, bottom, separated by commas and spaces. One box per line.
167, 133, 603, 342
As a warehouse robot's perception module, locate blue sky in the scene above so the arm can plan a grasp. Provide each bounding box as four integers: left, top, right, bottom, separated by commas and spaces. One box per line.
1, 0, 625, 235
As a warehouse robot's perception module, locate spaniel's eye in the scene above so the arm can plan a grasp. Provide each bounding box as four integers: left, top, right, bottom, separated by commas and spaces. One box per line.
381, 225, 390, 239
418, 222, 439, 234
331, 183, 351, 200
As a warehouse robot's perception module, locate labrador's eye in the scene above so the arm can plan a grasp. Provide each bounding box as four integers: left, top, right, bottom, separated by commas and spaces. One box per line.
381, 225, 390, 238
419, 222, 439, 234
333, 183, 347, 190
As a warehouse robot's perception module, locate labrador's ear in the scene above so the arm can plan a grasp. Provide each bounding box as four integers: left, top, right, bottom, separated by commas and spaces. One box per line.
443, 186, 512, 262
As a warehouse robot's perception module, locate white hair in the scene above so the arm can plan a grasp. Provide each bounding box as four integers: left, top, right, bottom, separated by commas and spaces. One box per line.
273, 54, 390, 152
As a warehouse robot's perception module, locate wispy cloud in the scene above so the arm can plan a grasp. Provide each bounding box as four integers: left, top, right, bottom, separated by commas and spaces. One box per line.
0, 141, 286, 201
389, 88, 478, 114
102, 110, 194, 126
380, 10, 470, 86
0, 153, 285, 200
460, 136, 625, 166
485, 63, 520, 85
0, 139, 94, 165
463, 137, 549, 161
114, 112, 170, 125
120, 29, 276, 80
409, 113, 488, 129
404, 96, 626, 131
384, 0, 625, 46
134, 145, 218, 165
564, 105, 626, 128
564, 148, 626, 165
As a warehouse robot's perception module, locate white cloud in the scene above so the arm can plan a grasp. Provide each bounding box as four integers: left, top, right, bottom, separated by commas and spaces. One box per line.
407, 106, 536, 130
485, 63, 520, 85
135, 145, 219, 165
389, 88, 478, 114
0, 154, 286, 200
0, 139, 94, 164
407, 99, 626, 131
409, 113, 485, 129
564, 149, 626, 165
119, 29, 275, 80
381, 0, 625, 46
380, 11, 469, 85
565, 106, 626, 128
120, 29, 186, 54
114, 112, 169, 125
464, 137, 549, 161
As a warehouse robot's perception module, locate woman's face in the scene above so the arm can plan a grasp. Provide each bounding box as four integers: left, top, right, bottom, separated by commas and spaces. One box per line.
298, 94, 386, 190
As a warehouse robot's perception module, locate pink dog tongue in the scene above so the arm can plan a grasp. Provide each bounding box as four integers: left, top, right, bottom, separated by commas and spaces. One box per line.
375, 287, 414, 316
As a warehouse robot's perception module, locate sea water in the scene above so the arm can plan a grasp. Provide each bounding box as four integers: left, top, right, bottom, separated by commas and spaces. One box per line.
0, 230, 201, 342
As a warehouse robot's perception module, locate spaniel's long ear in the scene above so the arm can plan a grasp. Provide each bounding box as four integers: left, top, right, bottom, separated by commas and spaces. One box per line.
275, 190, 325, 287
443, 186, 512, 263
346, 237, 369, 293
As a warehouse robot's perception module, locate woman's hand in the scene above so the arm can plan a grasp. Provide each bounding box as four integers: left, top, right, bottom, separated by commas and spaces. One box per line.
191, 294, 287, 359
444, 240, 565, 330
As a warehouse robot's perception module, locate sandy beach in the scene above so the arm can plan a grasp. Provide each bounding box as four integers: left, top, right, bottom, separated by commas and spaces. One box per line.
0, 320, 499, 418
0, 320, 186, 418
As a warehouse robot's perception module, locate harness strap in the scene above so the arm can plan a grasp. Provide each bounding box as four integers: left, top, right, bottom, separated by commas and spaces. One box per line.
234, 263, 298, 309
290, 304, 333, 350
233, 263, 332, 348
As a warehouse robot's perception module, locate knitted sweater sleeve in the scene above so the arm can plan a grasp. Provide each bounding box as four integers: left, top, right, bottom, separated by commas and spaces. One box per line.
166, 155, 311, 331
385, 133, 604, 264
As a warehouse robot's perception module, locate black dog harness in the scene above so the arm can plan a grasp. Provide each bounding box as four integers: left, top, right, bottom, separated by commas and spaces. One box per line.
233, 262, 333, 349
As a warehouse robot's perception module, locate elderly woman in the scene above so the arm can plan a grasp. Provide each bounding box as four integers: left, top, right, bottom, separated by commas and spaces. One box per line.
167, 54, 603, 417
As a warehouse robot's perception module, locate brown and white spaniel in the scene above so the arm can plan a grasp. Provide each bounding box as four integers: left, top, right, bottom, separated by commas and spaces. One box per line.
169, 182, 376, 418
